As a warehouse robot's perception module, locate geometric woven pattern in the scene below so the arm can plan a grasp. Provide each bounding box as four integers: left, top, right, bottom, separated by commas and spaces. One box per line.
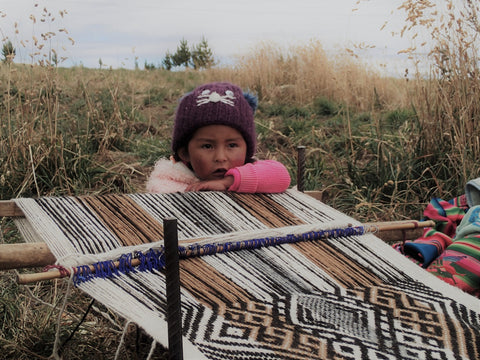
14, 190, 480, 359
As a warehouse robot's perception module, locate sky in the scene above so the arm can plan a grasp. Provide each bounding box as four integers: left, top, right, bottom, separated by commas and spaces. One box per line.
0, 0, 423, 75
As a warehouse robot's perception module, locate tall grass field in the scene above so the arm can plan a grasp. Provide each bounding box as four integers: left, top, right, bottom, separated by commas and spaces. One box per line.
2, 1, 480, 358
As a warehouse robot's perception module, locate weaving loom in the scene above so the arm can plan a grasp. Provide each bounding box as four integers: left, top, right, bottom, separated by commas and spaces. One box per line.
11, 190, 480, 359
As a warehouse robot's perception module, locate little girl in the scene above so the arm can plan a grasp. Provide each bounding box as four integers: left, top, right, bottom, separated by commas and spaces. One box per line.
146, 82, 291, 193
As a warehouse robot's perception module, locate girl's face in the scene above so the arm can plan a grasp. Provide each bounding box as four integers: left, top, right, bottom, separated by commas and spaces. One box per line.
179, 125, 247, 180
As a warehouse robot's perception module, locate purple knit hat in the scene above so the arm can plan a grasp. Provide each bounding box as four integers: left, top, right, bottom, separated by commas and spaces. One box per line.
171, 82, 258, 159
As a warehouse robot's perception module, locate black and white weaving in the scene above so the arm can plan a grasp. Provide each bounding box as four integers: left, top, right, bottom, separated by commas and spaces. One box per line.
14, 190, 480, 359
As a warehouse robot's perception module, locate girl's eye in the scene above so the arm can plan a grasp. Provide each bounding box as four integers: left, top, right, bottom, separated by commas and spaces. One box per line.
228, 143, 238, 148
201, 144, 213, 149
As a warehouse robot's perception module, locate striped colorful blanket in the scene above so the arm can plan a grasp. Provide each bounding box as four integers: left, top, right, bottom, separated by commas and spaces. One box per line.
394, 195, 480, 297
14, 190, 480, 359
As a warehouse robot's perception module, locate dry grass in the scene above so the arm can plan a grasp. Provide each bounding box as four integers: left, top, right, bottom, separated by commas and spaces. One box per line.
0, 271, 168, 359
394, 0, 480, 184
206, 40, 409, 111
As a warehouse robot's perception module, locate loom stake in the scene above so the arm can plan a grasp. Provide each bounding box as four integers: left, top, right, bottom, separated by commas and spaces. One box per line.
164, 218, 184, 360
297, 145, 306, 192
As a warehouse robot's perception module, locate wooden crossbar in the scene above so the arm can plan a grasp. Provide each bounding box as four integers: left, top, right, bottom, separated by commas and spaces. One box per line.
0, 200, 24, 217
0, 243, 56, 271
0, 219, 435, 280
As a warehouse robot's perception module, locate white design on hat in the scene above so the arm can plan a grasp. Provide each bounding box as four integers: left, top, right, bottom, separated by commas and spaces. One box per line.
196, 89, 236, 106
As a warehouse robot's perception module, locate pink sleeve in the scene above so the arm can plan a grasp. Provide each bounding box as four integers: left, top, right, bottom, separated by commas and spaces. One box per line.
225, 160, 291, 193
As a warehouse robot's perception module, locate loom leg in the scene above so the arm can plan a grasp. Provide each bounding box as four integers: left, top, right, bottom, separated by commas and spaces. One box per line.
164, 218, 184, 360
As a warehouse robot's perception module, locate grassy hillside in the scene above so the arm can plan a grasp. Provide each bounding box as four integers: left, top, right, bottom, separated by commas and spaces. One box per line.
2, 24, 480, 357
2, 41, 471, 222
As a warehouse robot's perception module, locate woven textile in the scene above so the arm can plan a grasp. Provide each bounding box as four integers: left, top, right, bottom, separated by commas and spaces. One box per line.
14, 190, 480, 359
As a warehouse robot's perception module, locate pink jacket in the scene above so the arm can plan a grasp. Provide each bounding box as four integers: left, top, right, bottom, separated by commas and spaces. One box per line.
146, 158, 291, 193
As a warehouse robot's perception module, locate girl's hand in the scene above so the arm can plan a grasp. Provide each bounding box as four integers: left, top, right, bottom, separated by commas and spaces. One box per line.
185, 176, 234, 192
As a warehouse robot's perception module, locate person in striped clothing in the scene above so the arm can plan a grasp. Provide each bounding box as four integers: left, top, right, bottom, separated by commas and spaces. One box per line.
394, 180, 480, 298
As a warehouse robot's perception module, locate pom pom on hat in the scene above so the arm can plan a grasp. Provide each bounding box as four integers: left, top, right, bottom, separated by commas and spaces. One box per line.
243, 91, 258, 113
171, 82, 258, 159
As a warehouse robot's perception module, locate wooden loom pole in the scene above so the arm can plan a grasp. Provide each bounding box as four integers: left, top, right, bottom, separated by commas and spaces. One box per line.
0, 200, 24, 217
367, 219, 434, 242
11, 219, 436, 284
164, 218, 184, 360
15, 256, 144, 284
0, 243, 56, 270
367, 220, 435, 232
